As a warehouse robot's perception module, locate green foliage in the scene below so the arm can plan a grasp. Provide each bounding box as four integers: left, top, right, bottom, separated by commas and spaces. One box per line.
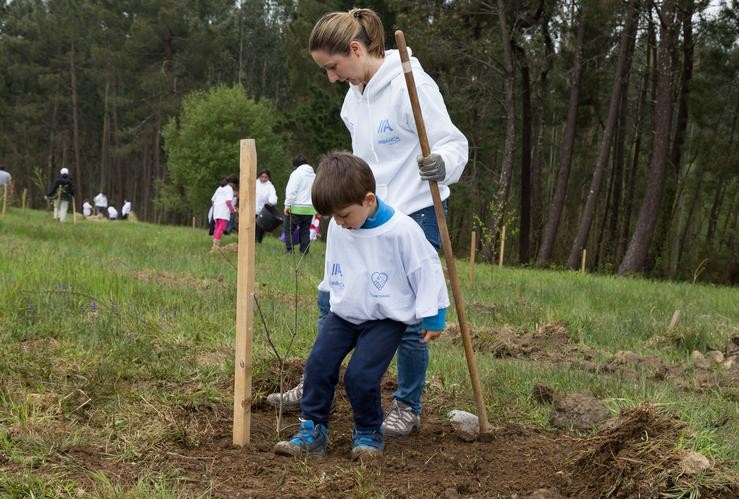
162, 84, 290, 213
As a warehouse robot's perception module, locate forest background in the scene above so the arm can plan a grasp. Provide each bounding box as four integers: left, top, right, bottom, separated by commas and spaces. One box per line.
0, 0, 736, 283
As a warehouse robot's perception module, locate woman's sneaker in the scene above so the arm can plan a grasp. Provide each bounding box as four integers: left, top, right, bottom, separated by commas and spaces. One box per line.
382, 399, 420, 437
266, 376, 337, 413
351, 429, 384, 461
266, 377, 304, 412
274, 419, 328, 458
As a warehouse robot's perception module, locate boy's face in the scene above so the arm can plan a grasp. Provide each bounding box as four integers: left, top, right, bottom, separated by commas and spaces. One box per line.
332, 193, 376, 230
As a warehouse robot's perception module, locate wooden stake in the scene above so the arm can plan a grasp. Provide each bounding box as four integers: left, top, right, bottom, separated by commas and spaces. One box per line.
192, 216, 196, 229
580, 249, 587, 273
2, 184, 6, 217
468, 230, 476, 284
21, 188, 27, 209
396, 31, 490, 433
666, 309, 681, 335
233, 139, 257, 446
72, 196, 77, 224
498, 225, 506, 268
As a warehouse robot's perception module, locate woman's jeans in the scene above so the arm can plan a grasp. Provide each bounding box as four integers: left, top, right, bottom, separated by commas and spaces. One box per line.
317, 202, 446, 416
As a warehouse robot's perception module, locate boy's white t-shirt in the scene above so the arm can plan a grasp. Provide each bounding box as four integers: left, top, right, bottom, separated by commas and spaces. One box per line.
211, 184, 234, 220
318, 212, 449, 326
94, 193, 108, 208
107, 206, 118, 219
121, 201, 131, 216
82, 201, 92, 216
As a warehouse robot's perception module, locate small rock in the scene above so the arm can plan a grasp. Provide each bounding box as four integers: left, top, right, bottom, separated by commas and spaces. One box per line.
443, 487, 460, 498
528, 489, 565, 499
532, 384, 556, 404
705, 350, 724, 365
721, 356, 736, 370
725, 336, 739, 356
613, 350, 640, 364
448, 410, 480, 441
680, 451, 711, 475
549, 394, 610, 431
691, 350, 710, 370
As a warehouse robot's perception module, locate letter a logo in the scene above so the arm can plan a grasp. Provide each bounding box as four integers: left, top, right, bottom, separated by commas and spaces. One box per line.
377, 119, 394, 133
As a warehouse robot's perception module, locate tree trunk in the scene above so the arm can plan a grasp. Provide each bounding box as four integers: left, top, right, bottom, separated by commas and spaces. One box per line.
69, 43, 82, 200
486, 0, 516, 241
519, 47, 532, 264
619, 0, 678, 274
620, 17, 655, 261
567, 2, 639, 269
99, 80, 110, 195
536, 16, 585, 264
652, 0, 694, 273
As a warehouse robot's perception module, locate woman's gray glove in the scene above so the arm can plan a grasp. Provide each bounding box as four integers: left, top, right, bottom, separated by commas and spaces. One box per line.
417, 153, 446, 182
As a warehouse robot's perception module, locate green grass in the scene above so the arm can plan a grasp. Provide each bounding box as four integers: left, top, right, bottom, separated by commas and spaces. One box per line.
1, 207, 737, 494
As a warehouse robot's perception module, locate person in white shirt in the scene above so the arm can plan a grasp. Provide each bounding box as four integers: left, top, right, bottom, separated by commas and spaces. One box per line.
121, 200, 132, 220
283, 155, 316, 254
107, 205, 118, 220
0, 165, 11, 186
269, 8, 468, 438
209, 175, 238, 252
274, 151, 448, 461
94, 192, 108, 218
82, 199, 93, 217
47, 167, 75, 223
255, 169, 278, 243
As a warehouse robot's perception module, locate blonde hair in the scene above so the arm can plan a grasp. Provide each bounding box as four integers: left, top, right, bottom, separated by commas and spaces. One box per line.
309, 8, 385, 58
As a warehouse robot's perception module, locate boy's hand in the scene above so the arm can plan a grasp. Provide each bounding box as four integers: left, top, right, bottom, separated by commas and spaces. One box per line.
420, 329, 442, 344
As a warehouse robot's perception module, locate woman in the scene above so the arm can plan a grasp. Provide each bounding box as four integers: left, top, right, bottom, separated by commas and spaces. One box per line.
255, 168, 278, 243
209, 174, 238, 252
268, 8, 468, 441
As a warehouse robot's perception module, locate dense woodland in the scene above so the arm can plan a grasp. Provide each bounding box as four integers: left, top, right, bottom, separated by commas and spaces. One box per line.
1, 0, 736, 283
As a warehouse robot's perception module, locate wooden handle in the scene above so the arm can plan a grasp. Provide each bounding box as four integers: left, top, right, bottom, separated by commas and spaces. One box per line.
395, 30, 490, 433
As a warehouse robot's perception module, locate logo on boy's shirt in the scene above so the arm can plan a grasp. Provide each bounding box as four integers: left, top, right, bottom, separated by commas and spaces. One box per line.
370, 272, 390, 298
329, 262, 344, 289
377, 119, 400, 146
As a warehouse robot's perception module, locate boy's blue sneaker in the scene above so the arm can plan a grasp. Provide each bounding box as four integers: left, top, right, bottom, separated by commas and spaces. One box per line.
274, 419, 328, 458
351, 428, 384, 461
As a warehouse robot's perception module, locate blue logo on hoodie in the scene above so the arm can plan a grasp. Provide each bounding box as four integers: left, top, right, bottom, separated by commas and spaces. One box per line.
377, 119, 394, 133
377, 118, 400, 145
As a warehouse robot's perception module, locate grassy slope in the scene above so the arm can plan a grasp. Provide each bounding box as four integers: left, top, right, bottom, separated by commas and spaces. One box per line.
1, 208, 737, 494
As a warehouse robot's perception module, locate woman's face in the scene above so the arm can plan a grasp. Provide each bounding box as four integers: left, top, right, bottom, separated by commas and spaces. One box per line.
311, 44, 365, 85
258, 173, 270, 183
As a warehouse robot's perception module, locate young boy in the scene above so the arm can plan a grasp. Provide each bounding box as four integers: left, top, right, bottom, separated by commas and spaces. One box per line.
273, 151, 449, 460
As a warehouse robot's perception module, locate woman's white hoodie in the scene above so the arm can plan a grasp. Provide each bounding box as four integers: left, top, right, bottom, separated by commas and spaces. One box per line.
340, 48, 468, 215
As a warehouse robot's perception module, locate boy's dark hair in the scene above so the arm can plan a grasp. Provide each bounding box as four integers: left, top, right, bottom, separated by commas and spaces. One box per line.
258, 169, 271, 179
312, 151, 375, 216
292, 155, 308, 168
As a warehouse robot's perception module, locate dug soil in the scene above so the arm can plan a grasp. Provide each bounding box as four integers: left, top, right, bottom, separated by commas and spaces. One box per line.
55, 386, 736, 498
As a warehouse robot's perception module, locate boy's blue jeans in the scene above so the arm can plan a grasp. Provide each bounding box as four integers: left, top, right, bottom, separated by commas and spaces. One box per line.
301, 312, 406, 430
317, 202, 446, 416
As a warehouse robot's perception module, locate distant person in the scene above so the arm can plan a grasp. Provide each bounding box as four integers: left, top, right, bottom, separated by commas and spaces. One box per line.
210, 174, 238, 252
0, 165, 11, 186
309, 214, 321, 241
94, 192, 108, 218
273, 152, 448, 460
82, 199, 93, 217
121, 200, 132, 220
255, 168, 278, 243
47, 167, 75, 223
283, 155, 316, 254
107, 205, 118, 220
225, 192, 238, 235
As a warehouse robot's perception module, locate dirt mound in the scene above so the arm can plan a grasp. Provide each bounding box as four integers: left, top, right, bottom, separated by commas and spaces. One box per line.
567, 405, 735, 498
450, 322, 594, 361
